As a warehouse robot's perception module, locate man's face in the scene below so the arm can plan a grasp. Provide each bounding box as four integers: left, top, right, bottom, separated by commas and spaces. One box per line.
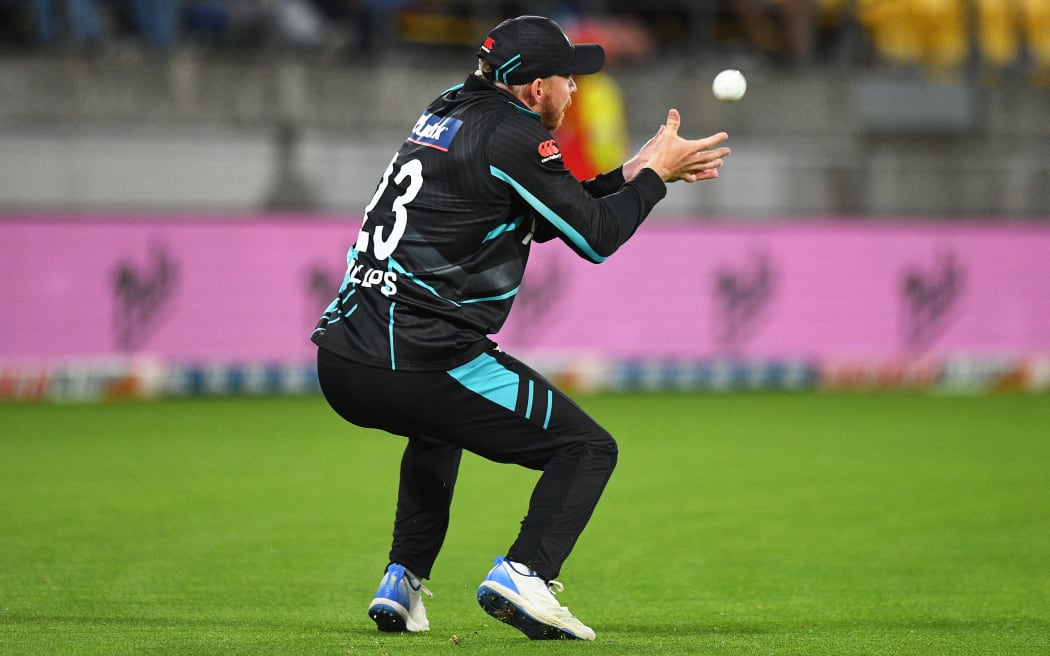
538, 75, 576, 131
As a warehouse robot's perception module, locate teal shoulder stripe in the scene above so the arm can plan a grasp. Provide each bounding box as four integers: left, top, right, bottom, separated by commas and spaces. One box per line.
489, 166, 607, 263
447, 352, 519, 412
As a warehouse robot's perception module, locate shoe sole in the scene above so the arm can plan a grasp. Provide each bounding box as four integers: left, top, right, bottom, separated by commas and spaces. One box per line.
477, 587, 584, 640
368, 603, 407, 632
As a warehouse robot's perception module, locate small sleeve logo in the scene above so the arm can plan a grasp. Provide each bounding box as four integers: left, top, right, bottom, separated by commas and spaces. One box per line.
537, 139, 561, 162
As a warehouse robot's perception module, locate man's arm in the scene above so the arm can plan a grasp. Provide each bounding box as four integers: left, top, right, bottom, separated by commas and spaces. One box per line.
488, 116, 666, 262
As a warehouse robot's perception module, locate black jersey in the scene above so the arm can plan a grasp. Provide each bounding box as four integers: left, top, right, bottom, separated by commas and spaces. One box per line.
312, 73, 667, 371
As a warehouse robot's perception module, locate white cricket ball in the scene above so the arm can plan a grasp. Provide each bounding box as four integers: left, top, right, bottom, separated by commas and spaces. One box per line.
712, 69, 747, 103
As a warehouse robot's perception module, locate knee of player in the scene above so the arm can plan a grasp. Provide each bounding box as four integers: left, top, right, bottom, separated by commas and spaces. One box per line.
587, 430, 618, 466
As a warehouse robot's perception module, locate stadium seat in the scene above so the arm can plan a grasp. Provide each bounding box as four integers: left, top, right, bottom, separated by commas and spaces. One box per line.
975, 0, 1021, 69
1021, 0, 1050, 80
915, 0, 968, 76
856, 0, 923, 66
856, 0, 968, 77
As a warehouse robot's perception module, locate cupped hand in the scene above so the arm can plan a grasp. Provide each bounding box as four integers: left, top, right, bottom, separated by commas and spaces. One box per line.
631, 109, 730, 183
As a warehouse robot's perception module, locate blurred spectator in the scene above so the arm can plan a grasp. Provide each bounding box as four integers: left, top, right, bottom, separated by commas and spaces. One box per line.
14, 0, 178, 51
2, 0, 1048, 87
124, 0, 180, 51
552, 15, 648, 181
183, 0, 333, 52
554, 71, 629, 181
269, 0, 327, 49
24, 0, 105, 48
736, 0, 817, 66
357, 0, 419, 55
8, 0, 340, 52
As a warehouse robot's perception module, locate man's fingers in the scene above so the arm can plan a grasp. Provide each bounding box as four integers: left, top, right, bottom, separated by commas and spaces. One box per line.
696, 131, 729, 149
664, 108, 682, 136
692, 146, 732, 163
651, 112, 731, 183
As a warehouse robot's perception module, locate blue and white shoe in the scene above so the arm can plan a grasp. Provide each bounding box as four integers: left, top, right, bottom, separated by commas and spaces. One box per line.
476, 556, 595, 640
367, 563, 431, 632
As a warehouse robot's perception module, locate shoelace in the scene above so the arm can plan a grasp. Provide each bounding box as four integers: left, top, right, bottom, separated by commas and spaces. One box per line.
499, 560, 586, 627
401, 569, 433, 599
407, 579, 433, 598
543, 579, 582, 621
504, 560, 578, 619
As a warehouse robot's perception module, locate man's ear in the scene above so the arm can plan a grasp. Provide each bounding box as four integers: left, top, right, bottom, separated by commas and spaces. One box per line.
522, 78, 544, 109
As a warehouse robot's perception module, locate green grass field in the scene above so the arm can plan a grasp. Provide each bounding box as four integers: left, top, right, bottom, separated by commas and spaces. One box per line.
2, 391, 1048, 655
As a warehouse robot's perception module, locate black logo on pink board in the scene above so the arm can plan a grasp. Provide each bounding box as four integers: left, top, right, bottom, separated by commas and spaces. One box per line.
306, 263, 345, 322
713, 250, 775, 353
901, 251, 964, 352
112, 242, 178, 351
504, 252, 566, 346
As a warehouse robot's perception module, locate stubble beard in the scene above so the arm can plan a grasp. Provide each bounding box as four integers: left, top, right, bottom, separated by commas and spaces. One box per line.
540, 94, 571, 131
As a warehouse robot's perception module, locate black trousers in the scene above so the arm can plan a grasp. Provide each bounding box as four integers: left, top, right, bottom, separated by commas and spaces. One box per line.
317, 346, 617, 581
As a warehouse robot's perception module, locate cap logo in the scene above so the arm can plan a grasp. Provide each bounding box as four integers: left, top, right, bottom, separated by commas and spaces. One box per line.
482, 36, 495, 52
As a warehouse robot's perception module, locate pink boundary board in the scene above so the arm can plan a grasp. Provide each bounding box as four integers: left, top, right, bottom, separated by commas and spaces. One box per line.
2, 217, 1048, 362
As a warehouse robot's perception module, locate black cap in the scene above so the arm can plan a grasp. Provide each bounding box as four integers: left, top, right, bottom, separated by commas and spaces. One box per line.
477, 16, 605, 85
